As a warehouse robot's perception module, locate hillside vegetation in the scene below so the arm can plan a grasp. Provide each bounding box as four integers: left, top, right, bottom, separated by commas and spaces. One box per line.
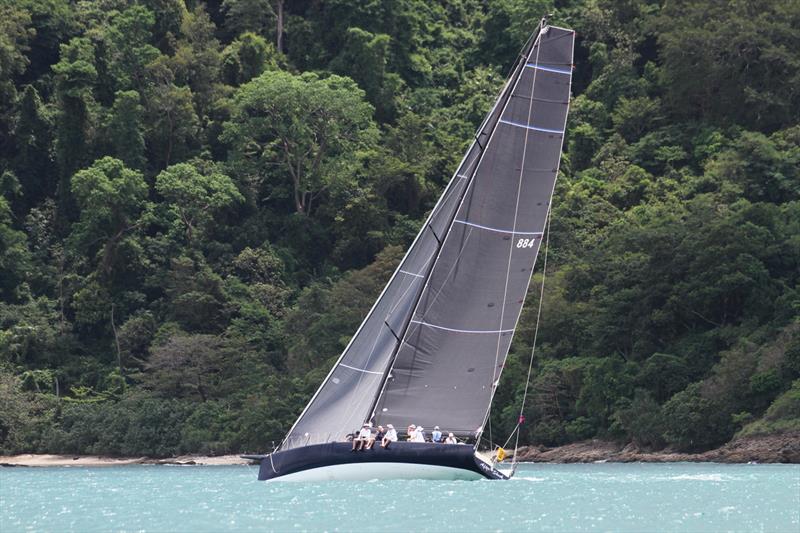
0, 0, 798, 456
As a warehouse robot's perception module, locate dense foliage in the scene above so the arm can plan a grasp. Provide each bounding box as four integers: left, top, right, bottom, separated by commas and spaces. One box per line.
1, 0, 798, 456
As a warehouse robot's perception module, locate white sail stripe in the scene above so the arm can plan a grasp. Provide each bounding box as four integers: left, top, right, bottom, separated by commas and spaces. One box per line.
339, 363, 384, 375
398, 269, 425, 279
454, 219, 543, 236
499, 119, 564, 134
525, 63, 572, 75
410, 320, 514, 335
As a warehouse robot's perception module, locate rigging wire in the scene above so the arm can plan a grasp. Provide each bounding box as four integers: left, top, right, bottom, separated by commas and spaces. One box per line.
512, 205, 552, 468
485, 18, 546, 451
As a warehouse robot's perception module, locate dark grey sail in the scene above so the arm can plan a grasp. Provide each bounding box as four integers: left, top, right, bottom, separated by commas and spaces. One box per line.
279, 32, 540, 449
373, 26, 575, 437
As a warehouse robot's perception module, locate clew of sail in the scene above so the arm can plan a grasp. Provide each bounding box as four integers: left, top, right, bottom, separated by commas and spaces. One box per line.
372, 26, 575, 438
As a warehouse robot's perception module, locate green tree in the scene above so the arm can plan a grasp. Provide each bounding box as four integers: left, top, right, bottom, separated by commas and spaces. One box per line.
144, 334, 231, 401
154, 162, 243, 244
143, 61, 200, 169
0, 5, 33, 154
656, 0, 800, 130
12, 86, 56, 213
224, 71, 378, 215
0, 197, 31, 302
107, 91, 146, 170
170, 6, 223, 115
52, 37, 97, 226
329, 27, 399, 121
222, 0, 275, 38
221, 32, 278, 86
69, 157, 148, 279
104, 5, 160, 92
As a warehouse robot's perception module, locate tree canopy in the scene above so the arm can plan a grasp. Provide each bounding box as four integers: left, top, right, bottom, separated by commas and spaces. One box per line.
0, 0, 798, 457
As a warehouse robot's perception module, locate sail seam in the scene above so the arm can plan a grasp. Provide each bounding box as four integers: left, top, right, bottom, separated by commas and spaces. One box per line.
454, 219, 543, 236
339, 363, 384, 375
499, 119, 564, 134
525, 63, 572, 74
410, 320, 514, 335
512, 94, 569, 105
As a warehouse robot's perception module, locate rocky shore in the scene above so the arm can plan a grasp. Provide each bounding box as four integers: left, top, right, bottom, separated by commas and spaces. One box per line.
514, 432, 800, 464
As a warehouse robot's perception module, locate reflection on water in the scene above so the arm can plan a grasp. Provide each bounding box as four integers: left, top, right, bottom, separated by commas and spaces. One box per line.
1, 462, 798, 532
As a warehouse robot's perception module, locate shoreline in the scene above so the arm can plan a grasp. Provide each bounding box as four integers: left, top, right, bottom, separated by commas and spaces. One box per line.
2, 432, 798, 467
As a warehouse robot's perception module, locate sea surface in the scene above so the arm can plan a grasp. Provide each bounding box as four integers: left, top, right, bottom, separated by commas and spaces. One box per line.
1, 462, 798, 532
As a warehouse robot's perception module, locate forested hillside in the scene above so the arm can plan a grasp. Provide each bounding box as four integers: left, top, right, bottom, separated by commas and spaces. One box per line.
1, 0, 798, 456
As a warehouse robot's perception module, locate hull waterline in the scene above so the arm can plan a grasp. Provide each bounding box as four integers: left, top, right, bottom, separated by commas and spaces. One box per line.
248, 442, 510, 481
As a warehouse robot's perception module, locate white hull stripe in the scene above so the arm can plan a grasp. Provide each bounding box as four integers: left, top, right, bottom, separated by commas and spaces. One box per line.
499, 119, 564, 134
411, 320, 514, 335
455, 219, 543, 236
339, 363, 383, 375
267, 462, 484, 482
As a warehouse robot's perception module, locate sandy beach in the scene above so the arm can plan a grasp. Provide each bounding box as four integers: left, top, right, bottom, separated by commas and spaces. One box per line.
0, 454, 255, 467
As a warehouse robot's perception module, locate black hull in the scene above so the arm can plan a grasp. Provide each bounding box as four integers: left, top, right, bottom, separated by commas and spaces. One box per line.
251, 442, 510, 481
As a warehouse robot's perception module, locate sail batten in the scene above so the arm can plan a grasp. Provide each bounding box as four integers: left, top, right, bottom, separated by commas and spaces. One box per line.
454, 219, 544, 236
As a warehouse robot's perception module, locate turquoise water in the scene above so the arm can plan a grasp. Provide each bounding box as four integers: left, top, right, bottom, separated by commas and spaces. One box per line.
1, 463, 798, 532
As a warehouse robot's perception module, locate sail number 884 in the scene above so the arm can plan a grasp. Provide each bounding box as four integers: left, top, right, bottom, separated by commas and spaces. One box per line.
516, 238, 536, 248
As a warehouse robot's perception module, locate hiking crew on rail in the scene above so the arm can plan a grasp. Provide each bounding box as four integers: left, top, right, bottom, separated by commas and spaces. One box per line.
350, 422, 461, 451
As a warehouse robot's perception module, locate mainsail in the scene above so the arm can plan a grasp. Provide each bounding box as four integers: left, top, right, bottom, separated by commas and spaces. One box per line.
281, 25, 574, 449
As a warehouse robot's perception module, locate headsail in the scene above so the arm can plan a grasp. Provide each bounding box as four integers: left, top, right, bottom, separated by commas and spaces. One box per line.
373, 26, 575, 437
279, 31, 540, 450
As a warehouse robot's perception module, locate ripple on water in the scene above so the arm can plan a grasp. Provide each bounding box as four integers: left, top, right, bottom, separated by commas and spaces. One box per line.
0, 463, 798, 532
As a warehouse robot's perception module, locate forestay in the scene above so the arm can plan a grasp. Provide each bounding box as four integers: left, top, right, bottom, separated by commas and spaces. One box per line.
278, 30, 539, 450
373, 26, 575, 437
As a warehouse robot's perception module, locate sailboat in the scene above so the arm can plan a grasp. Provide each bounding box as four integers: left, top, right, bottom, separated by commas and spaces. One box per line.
247, 21, 574, 481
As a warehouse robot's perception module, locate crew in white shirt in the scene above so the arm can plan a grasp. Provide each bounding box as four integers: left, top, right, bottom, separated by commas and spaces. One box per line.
381, 424, 398, 449
352, 422, 372, 451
